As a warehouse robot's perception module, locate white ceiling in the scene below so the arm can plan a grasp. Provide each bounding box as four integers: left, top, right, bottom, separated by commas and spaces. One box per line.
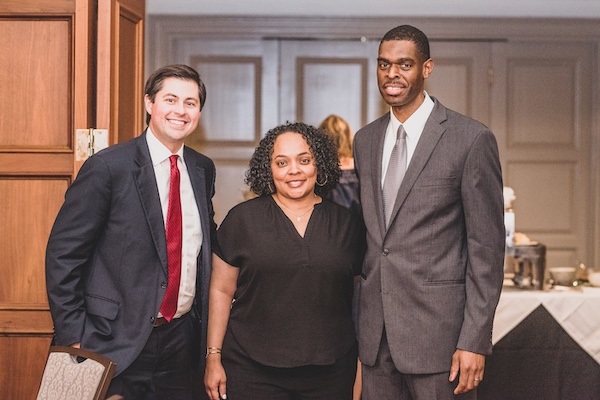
146, 0, 600, 18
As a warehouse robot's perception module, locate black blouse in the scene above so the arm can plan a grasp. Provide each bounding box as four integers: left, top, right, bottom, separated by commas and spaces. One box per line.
215, 195, 365, 368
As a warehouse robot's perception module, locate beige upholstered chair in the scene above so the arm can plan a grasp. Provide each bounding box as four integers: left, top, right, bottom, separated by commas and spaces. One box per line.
36, 346, 117, 400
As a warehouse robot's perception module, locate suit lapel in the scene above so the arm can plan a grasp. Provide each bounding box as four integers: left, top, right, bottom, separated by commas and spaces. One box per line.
385, 100, 448, 234
371, 115, 390, 236
133, 133, 169, 274
184, 146, 209, 250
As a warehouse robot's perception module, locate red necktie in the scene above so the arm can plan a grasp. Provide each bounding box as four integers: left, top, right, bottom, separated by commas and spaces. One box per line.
159, 155, 182, 322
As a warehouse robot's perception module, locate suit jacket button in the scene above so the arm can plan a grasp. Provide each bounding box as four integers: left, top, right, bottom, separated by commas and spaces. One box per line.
150, 317, 156, 323
383, 249, 389, 256
161, 282, 167, 288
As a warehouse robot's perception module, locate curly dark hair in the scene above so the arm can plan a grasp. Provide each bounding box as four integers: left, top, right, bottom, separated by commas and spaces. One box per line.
245, 122, 341, 197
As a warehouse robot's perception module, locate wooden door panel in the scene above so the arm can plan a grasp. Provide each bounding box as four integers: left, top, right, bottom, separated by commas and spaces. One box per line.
0, 19, 71, 149
97, 0, 145, 144
0, 0, 145, 398
0, 179, 68, 304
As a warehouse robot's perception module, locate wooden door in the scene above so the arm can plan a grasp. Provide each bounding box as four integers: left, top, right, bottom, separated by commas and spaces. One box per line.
0, 0, 144, 398
97, 0, 145, 143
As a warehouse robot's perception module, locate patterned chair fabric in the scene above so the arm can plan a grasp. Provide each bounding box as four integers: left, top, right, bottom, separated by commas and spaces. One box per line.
36, 346, 116, 400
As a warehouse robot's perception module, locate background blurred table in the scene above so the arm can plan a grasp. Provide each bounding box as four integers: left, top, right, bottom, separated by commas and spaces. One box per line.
479, 287, 600, 400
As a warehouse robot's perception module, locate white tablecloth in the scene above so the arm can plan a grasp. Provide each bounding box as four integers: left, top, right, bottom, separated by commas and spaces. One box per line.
493, 286, 600, 364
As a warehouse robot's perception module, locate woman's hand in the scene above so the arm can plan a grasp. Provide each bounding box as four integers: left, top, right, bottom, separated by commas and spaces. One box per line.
204, 356, 227, 400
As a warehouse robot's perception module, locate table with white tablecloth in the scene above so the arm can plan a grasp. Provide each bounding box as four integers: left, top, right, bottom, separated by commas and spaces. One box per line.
478, 287, 600, 400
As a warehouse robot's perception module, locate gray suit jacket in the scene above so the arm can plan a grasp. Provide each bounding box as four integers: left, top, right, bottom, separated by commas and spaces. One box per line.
354, 98, 505, 374
46, 132, 217, 375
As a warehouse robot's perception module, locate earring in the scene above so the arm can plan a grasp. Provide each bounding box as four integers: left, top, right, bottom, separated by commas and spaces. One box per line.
267, 181, 275, 194
316, 174, 328, 187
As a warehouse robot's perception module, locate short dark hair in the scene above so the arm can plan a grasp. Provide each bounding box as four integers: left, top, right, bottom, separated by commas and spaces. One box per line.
381, 25, 430, 62
144, 64, 207, 124
245, 122, 341, 197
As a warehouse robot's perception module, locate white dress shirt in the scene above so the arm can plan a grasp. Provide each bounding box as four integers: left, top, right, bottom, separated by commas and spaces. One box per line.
381, 91, 435, 186
146, 129, 202, 318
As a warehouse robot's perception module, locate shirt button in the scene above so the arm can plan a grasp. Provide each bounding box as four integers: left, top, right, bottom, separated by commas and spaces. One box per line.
383, 249, 389, 256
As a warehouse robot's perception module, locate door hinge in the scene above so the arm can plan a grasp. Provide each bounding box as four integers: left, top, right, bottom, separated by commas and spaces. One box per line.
76, 128, 109, 161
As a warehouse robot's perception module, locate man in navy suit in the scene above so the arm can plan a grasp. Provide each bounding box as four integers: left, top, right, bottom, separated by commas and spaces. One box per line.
354, 26, 505, 399
46, 64, 217, 399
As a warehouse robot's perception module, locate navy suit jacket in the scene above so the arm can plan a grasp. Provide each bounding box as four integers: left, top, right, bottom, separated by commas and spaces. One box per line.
354, 98, 505, 374
46, 132, 217, 375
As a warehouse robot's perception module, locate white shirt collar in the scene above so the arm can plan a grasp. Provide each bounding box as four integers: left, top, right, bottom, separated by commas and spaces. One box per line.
388, 91, 435, 138
146, 128, 184, 166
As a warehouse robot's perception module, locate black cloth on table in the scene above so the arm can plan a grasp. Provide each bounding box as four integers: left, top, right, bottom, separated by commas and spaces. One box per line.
214, 195, 365, 368
479, 305, 600, 400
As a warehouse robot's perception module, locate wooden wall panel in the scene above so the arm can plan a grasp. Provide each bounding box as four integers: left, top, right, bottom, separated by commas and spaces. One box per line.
117, 4, 144, 142
0, 178, 68, 305
0, 336, 52, 400
0, 19, 71, 150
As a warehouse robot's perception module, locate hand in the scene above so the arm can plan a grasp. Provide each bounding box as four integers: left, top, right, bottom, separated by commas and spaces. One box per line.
449, 349, 485, 394
204, 357, 227, 400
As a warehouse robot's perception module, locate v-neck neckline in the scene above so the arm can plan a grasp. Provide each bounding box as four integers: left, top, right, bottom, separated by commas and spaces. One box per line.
270, 195, 319, 239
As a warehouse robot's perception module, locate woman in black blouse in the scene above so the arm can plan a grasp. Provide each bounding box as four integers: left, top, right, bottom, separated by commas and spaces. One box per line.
204, 122, 365, 400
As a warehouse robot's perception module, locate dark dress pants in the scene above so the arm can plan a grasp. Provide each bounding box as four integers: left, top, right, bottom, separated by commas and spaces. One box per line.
106, 313, 197, 400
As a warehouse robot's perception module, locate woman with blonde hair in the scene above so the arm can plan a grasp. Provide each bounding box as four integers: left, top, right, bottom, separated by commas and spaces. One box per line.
319, 115, 360, 216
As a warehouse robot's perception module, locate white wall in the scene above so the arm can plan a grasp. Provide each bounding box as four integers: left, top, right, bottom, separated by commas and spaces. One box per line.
147, 0, 600, 18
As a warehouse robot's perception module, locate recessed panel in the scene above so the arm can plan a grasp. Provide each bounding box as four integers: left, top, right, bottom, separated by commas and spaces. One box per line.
0, 19, 71, 149
507, 162, 574, 233
508, 61, 575, 146
0, 178, 68, 305
546, 249, 578, 270
191, 57, 260, 143
425, 61, 470, 116
299, 60, 365, 131
212, 161, 251, 224
118, 10, 142, 142
0, 336, 53, 399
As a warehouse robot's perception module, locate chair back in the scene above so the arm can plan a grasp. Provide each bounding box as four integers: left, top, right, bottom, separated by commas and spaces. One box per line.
36, 345, 116, 400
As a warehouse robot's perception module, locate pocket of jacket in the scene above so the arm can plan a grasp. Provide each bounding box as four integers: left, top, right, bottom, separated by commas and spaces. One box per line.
85, 294, 120, 320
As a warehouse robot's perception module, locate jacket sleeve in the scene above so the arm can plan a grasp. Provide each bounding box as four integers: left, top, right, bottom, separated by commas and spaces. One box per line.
45, 154, 112, 346
456, 128, 505, 355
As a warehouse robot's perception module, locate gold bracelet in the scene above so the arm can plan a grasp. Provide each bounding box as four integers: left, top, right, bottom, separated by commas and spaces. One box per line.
205, 347, 222, 358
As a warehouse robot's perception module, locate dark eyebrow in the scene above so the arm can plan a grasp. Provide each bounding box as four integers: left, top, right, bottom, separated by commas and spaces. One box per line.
377, 57, 416, 64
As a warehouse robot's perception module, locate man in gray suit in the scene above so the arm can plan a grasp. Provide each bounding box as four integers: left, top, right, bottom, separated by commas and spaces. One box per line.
46, 64, 216, 399
354, 25, 505, 399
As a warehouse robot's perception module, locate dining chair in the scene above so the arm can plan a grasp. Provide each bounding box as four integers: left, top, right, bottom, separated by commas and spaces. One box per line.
36, 345, 117, 400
